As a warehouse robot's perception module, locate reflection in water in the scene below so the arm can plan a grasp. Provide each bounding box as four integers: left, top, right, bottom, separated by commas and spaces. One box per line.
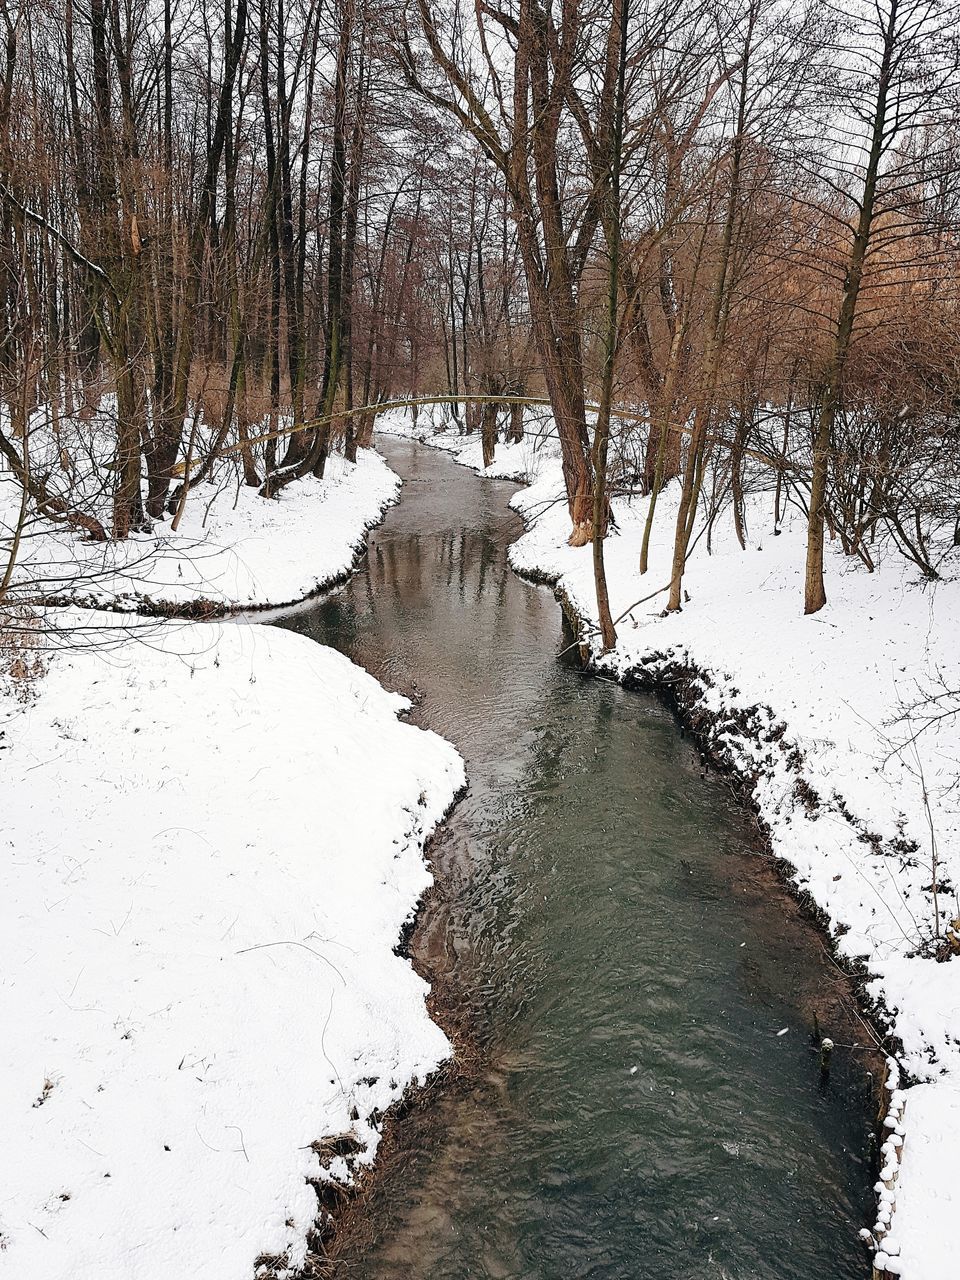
277, 437, 873, 1280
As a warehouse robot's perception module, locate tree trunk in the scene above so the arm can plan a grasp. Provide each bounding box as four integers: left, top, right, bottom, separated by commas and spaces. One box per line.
804, 0, 896, 613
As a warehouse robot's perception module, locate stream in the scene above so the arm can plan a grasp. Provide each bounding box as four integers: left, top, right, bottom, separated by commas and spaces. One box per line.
277, 434, 875, 1280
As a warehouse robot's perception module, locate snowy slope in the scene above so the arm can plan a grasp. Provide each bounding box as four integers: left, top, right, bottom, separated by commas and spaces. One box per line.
0, 617, 464, 1279
383, 407, 960, 1280
1, 447, 400, 614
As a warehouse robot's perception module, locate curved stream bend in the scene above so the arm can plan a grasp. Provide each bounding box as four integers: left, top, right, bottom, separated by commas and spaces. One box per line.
277, 435, 874, 1280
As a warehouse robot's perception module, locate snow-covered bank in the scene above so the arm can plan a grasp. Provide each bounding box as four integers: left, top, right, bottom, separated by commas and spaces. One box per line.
380, 408, 960, 1280
3, 446, 400, 614
0, 616, 464, 1279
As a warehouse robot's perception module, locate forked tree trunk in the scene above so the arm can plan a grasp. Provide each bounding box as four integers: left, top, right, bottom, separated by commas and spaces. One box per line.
412, 0, 596, 541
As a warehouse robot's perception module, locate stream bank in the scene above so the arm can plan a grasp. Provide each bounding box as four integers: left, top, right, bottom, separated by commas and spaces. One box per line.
379, 411, 960, 1280
280, 435, 878, 1280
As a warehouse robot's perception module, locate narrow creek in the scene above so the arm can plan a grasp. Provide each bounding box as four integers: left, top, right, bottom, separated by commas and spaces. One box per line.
277, 435, 875, 1280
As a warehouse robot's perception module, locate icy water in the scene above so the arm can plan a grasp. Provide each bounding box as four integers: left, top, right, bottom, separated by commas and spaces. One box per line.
277, 435, 874, 1280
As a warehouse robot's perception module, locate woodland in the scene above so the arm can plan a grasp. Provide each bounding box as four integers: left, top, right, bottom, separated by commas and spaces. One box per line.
1, 3, 960, 1278
0, 0, 956, 636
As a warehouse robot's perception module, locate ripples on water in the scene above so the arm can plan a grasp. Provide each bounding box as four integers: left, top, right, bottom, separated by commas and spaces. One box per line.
277, 436, 875, 1280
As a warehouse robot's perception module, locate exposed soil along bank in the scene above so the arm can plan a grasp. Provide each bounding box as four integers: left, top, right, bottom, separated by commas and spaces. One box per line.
277, 436, 878, 1280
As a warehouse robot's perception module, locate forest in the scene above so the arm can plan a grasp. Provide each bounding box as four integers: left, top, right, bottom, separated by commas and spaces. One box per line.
0, 0, 957, 624
1, 0, 959, 1278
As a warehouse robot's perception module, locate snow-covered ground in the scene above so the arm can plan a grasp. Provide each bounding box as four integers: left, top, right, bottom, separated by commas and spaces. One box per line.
380, 406, 960, 1280
0, 616, 464, 1279
1, 426, 466, 1277
4, 396, 956, 1277
2, 442, 399, 613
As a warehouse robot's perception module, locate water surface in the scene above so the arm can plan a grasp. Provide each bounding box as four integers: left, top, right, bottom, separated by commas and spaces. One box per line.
278, 435, 874, 1280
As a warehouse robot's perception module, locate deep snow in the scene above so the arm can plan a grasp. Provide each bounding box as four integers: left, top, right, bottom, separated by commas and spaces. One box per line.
0, 618, 463, 1279
0, 437, 465, 1278
380, 406, 960, 1280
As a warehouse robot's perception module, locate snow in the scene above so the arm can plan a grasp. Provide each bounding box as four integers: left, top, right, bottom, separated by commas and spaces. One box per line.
381, 405, 960, 1280
1, 425, 465, 1277
4, 394, 958, 1276
1, 430, 400, 612
0, 616, 464, 1278
884, 1079, 960, 1276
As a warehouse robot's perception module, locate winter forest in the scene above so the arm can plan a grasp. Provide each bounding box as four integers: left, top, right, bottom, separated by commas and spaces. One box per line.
1, 0, 959, 1277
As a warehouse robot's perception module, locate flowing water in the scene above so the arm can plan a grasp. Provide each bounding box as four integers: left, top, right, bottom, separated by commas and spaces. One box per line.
277, 435, 875, 1280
